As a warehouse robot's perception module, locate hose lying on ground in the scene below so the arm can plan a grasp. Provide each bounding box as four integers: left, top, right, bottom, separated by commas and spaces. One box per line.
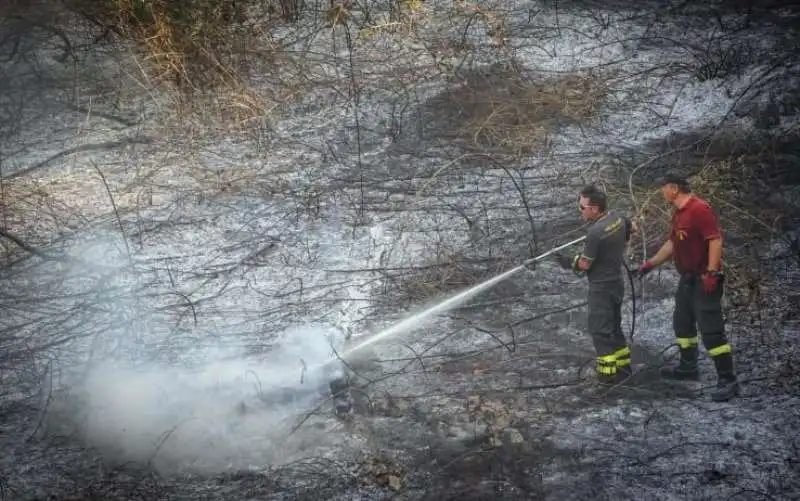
623, 260, 637, 344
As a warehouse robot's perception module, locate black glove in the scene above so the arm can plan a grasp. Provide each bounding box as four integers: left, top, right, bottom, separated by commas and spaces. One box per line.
553, 252, 575, 270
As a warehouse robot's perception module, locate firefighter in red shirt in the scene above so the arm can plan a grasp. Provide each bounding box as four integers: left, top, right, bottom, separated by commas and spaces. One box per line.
635, 173, 740, 402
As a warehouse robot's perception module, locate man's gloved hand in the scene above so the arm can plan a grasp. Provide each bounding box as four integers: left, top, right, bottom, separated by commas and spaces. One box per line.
634, 260, 655, 277
553, 252, 574, 270
702, 271, 723, 293
570, 254, 585, 277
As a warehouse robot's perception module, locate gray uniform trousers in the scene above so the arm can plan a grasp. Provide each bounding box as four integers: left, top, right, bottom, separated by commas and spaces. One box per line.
673, 274, 736, 380
587, 280, 631, 376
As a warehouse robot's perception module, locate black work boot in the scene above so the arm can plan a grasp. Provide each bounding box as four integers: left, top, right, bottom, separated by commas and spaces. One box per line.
711, 378, 740, 402
615, 364, 634, 384
596, 365, 633, 387
660, 347, 700, 381
710, 353, 740, 402
596, 373, 620, 387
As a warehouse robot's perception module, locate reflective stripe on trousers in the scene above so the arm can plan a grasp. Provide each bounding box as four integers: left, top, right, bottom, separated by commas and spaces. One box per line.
596, 346, 631, 375
676, 335, 731, 356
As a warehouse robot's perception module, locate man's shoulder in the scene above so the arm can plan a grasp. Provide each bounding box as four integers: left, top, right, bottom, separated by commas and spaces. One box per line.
604, 211, 627, 229
687, 196, 715, 213
591, 211, 626, 237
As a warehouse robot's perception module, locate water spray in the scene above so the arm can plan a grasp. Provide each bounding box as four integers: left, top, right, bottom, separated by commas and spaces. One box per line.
298, 236, 588, 418
312, 236, 588, 417
333, 235, 587, 362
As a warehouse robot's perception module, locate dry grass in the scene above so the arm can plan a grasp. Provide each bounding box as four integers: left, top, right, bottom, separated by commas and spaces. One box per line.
219, 88, 283, 126
164, 82, 288, 134
425, 65, 609, 156
71, 0, 279, 95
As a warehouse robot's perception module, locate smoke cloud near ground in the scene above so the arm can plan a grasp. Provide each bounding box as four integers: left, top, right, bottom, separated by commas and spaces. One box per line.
60, 324, 348, 474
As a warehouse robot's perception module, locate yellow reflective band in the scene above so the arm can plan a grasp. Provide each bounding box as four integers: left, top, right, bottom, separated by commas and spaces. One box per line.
604, 218, 622, 234
677, 337, 699, 349
612, 346, 631, 359
599, 346, 631, 363
597, 365, 617, 375
708, 344, 732, 357
616, 358, 631, 367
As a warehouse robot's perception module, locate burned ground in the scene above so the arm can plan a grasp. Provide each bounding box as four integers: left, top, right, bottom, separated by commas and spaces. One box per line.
1, 0, 800, 500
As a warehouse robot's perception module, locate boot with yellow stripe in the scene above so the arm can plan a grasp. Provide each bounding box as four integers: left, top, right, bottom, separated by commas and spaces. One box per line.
596, 346, 634, 386
708, 343, 740, 402
659, 336, 700, 381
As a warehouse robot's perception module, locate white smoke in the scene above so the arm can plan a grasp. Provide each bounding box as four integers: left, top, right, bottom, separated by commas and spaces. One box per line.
64, 324, 349, 474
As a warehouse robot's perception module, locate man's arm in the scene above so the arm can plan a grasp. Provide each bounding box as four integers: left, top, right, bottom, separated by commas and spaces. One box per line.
707, 237, 723, 272
694, 203, 723, 272
648, 239, 674, 267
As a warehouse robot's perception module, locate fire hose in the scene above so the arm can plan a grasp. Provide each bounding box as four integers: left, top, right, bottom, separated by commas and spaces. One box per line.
622, 260, 638, 343
521, 235, 588, 266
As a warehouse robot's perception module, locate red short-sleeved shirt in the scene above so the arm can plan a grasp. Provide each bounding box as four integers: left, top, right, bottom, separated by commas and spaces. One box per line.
669, 196, 722, 275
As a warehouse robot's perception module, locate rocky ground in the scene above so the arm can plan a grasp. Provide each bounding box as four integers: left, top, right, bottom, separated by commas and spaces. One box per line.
1, 0, 799, 499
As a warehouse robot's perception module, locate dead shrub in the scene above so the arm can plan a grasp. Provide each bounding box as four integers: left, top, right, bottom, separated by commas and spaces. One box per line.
424, 64, 609, 156
69, 0, 283, 93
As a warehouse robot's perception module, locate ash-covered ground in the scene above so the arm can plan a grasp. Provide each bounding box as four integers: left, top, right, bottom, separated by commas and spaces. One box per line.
1, 0, 799, 499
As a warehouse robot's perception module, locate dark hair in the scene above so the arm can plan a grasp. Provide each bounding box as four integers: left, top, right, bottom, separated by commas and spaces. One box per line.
660, 172, 692, 193
580, 185, 607, 211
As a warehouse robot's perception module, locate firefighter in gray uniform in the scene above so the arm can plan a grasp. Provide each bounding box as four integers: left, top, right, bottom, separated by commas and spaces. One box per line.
560, 185, 634, 385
